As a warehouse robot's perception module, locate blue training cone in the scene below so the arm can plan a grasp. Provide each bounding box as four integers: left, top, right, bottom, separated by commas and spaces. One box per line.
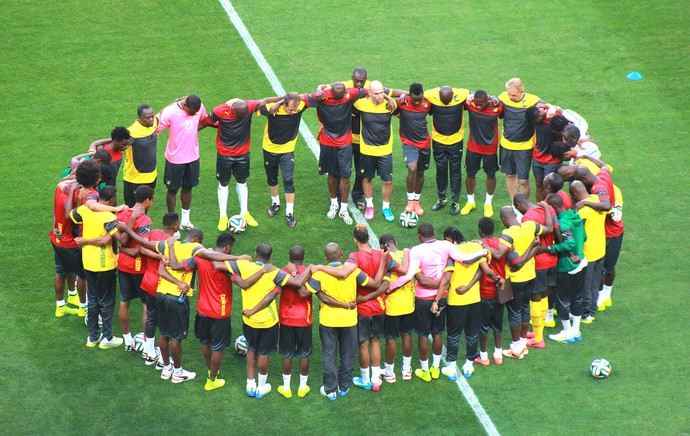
626, 71, 643, 80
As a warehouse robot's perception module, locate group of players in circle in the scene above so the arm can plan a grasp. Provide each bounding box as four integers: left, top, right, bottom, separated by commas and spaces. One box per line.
50, 68, 624, 398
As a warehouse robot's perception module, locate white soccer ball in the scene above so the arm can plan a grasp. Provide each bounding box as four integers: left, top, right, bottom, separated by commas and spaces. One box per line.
590, 358, 611, 379
399, 211, 419, 228
228, 215, 247, 233
133, 332, 146, 352
235, 335, 248, 355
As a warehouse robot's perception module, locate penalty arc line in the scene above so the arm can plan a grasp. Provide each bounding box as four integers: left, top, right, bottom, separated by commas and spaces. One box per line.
218, 1, 498, 434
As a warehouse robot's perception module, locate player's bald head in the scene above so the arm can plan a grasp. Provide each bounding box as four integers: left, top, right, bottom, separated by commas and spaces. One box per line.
255, 243, 272, 262
569, 180, 588, 201
331, 82, 346, 100
574, 166, 595, 183
557, 164, 578, 181
369, 80, 384, 93
500, 206, 517, 227
544, 172, 564, 193
324, 242, 342, 262
233, 100, 249, 118
289, 245, 305, 262
439, 86, 454, 105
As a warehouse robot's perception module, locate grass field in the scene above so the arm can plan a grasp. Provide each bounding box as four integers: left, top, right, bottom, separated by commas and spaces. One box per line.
1, 0, 689, 434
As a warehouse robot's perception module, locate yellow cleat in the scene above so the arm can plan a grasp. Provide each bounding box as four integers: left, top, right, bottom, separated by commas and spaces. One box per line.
414, 368, 431, 382
67, 294, 80, 306
430, 366, 440, 380
277, 386, 293, 399
243, 212, 259, 227
217, 216, 229, 232
55, 305, 78, 317
205, 378, 226, 391
77, 306, 87, 317
297, 385, 310, 398
597, 305, 606, 312
460, 202, 476, 216
544, 319, 556, 328
604, 298, 612, 307
484, 204, 494, 217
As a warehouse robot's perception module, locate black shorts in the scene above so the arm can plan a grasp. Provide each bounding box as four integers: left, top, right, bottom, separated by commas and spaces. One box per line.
156, 292, 190, 340
279, 324, 313, 359
415, 298, 446, 335
164, 159, 200, 191
195, 314, 232, 352
263, 151, 295, 193
243, 323, 279, 355
216, 152, 250, 184
123, 180, 156, 208
402, 145, 430, 171
505, 279, 534, 327
319, 144, 352, 178
479, 298, 504, 335
52, 243, 84, 277
360, 153, 393, 181
465, 150, 499, 177
532, 160, 560, 181
357, 314, 385, 343
603, 233, 624, 273
383, 312, 416, 339
534, 267, 557, 294
499, 147, 532, 180
118, 271, 143, 302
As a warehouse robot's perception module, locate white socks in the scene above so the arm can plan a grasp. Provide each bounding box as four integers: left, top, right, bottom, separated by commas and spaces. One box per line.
299, 374, 308, 390
385, 362, 394, 375
402, 356, 412, 372
360, 367, 370, 384
420, 359, 429, 371
271, 195, 280, 205
365, 198, 374, 208
485, 193, 494, 205
286, 203, 294, 215
258, 373, 268, 389
467, 193, 475, 204
181, 209, 191, 224
218, 184, 228, 217
123, 332, 133, 346
382, 201, 390, 210
236, 182, 248, 215
282, 374, 291, 390
432, 353, 442, 368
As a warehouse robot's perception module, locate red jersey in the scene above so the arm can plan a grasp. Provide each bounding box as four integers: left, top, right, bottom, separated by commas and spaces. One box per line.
396, 98, 431, 149
67, 185, 100, 206
532, 117, 560, 164
557, 190, 573, 210
466, 101, 503, 154
185, 256, 233, 318
594, 168, 625, 238
104, 143, 122, 163
140, 229, 169, 296
316, 87, 367, 147
278, 265, 312, 327
479, 237, 506, 299
50, 188, 78, 248
207, 100, 262, 156
522, 205, 559, 270
116, 208, 151, 274
347, 249, 399, 316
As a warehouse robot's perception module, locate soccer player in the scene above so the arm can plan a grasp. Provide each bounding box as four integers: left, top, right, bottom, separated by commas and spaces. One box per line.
425, 85, 470, 215
378, 234, 414, 382
462, 89, 503, 217
123, 104, 159, 207
115, 185, 154, 351
525, 106, 560, 202
543, 194, 587, 343
543, 172, 572, 211
87, 127, 132, 188
513, 193, 556, 349
202, 96, 283, 230
157, 95, 207, 230
396, 83, 431, 216
354, 81, 398, 222
497, 78, 542, 201
307, 242, 386, 400
260, 92, 321, 228
476, 217, 507, 365
387, 223, 488, 381
70, 185, 128, 350
61, 147, 112, 180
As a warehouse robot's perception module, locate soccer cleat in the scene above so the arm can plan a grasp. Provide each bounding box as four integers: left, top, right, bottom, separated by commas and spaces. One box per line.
339, 212, 353, 225
67, 294, 80, 306
278, 386, 293, 399
502, 347, 525, 359
246, 384, 257, 397
544, 318, 556, 328
217, 216, 229, 231
430, 366, 440, 380
297, 386, 310, 398
355, 200, 366, 211
549, 330, 575, 343
484, 204, 494, 217
86, 335, 102, 348
404, 200, 415, 213
320, 386, 337, 401
597, 305, 606, 312
526, 331, 535, 339
371, 381, 382, 392
144, 353, 159, 366
461, 362, 474, 379
449, 202, 460, 216
337, 387, 349, 397
441, 366, 457, 381
267, 203, 281, 217
204, 378, 226, 391
364, 207, 375, 221
243, 212, 259, 227
352, 377, 372, 390
604, 298, 612, 308
414, 368, 431, 382
124, 344, 134, 352
55, 305, 78, 317
286, 214, 297, 228
76, 306, 87, 317
180, 222, 194, 231
255, 383, 272, 399
383, 372, 397, 383
161, 367, 173, 380
460, 202, 476, 216
327, 203, 339, 219
581, 316, 595, 324
98, 336, 124, 349
526, 338, 546, 349
431, 199, 446, 211
474, 357, 490, 367
401, 369, 412, 380
493, 353, 504, 365
573, 332, 583, 342
413, 201, 424, 216
382, 208, 395, 222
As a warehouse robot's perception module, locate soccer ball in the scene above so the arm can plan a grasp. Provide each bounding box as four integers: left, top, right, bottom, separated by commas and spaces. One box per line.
399, 211, 419, 228
235, 335, 248, 355
590, 358, 611, 379
133, 332, 146, 352
228, 215, 247, 233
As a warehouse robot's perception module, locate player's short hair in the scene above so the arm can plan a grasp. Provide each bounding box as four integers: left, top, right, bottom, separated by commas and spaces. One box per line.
550, 142, 573, 160
409, 83, 424, 96
92, 148, 111, 164
353, 224, 370, 244
99, 185, 117, 202
524, 106, 541, 126
505, 78, 524, 92
187, 227, 203, 243
185, 95, 202, 112
134, 185, 154, 203
562, 124, 580, 139
352, 67, 367, 77
546, 193, 563, 209
443, 226, 465, 244
513, 192, 530, 209
162, 212, 179, 227
256, 243, 272, 261
478, 217, 495, 236
99, 164, 114, 185
75, 160, 101, 188
417, 222, 434, 239
111, 126, 131, 142
137, 104, 152, 116
284, 92, 301, 106
378, 233, 396, 248
546, 172, 565, 191
549, 114, 569, 133
474, 89, 488, 100
289, 245, 305, 262
216, 232, 236, 249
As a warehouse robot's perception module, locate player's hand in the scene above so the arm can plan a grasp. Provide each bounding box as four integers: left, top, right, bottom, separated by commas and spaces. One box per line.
52, 228, 63, 238
262, 263, 278, 273
610, 205, 623, 222
311, 264, 322, 273
74, 237, 85, 246
313, 90, 324, 101
269, 102, 282, 116
569, 254, 581, 263
114, 204, 127, 213
239, 254, 252, 261
573, 200, 584, 211
178, 283, 190, 292
285, 262, 298, 275
356, 294, 367, 304
347, 300, 357, 310
242, 309, 253, 318
166, 236, 177, 245
538, 200, 549, 209
456, 285, 470, 295
115, 221, 128, 231
430, 301, 440, 316
161, 255, 169, 265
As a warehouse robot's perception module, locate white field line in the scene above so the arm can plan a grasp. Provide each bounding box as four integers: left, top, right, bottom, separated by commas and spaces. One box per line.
218, 2, 499, 434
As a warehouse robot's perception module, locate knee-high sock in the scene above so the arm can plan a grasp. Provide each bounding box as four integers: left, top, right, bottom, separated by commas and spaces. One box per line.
236, 182, 248, 215
530, 301, 544, 342
540, 296, 549, 325
218, 184, 229, 217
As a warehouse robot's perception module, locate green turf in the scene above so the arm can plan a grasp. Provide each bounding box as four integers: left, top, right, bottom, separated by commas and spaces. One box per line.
1, 0, 688, 434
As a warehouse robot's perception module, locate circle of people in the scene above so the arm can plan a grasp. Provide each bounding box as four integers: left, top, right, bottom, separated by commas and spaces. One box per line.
51, 69, 624, 398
